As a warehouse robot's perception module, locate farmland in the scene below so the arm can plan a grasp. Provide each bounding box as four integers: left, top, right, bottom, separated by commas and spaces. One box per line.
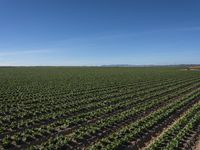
189, 66, 200, 71
0, 67, 200, 150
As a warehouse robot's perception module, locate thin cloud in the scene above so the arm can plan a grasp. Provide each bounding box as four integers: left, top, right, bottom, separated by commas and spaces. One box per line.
0, 49, 53, 56
175, 26, 200, 31
114, 26, 200, 38
56, 26, 200, 44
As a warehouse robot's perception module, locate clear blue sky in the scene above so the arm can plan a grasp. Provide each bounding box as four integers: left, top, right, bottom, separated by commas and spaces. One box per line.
0, 0, 200, 66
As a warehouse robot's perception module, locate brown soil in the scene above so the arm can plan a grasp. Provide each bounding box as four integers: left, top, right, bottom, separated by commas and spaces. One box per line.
141, 107, 190, 150
189, 66, 200, 70
195, 138, 200, 150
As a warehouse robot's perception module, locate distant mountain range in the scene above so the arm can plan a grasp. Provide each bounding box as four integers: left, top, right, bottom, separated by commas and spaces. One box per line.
101, 64, 200, 67
0, 64, 200, 68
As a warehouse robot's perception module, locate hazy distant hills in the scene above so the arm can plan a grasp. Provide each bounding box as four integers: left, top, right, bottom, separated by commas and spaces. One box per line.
101, 64, 200, 67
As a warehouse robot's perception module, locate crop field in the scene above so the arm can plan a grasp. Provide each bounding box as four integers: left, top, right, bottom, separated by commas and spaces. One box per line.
190, 66, 200, 71
0, 67, 200, 150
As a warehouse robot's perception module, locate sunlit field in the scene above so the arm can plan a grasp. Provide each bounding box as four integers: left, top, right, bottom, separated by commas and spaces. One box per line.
0, 67, 200, 150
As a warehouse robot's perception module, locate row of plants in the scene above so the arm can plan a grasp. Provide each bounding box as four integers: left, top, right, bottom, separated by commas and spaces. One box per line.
87, 88, 200, 150
1, 76, 191, 136
27, 83, 200, 149
148, 102, 200, 150
1, 77, 198, 149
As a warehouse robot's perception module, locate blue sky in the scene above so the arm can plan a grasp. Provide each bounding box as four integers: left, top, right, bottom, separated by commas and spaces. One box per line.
0, 0, 200, 66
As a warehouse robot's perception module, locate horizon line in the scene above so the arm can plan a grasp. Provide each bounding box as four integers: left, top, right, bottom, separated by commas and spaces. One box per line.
0, 64, 199, 67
